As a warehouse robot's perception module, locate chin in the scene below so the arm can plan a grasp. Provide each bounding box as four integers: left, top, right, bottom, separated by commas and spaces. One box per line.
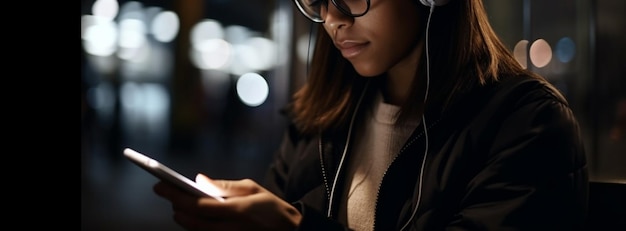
353, 63, 385, 77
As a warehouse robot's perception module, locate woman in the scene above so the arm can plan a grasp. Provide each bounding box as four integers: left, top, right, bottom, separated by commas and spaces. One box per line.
154, 0, 589, 230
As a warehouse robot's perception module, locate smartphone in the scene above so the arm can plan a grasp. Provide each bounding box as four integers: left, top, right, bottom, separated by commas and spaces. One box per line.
123, 148, 225, 202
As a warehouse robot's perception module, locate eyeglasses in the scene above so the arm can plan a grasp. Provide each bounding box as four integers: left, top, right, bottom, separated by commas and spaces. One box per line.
294, 0, 371, 23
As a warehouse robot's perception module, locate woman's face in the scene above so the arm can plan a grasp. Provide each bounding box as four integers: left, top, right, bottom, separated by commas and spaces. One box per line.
321, 0, 422, 77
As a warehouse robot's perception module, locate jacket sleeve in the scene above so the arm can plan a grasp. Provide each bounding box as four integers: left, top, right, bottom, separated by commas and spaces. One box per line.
263, 124, 353, 231
446, 87, 589, 230
263, 124, 297, 200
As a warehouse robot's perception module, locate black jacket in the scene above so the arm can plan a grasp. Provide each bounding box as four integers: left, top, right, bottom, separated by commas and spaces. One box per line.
264, 75, 588, 231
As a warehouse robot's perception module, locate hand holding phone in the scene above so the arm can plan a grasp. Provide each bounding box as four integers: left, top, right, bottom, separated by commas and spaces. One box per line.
123, 148, 225, 202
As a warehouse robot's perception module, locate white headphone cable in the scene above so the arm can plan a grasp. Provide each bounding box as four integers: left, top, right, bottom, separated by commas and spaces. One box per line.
327, 80, 371, 218
399, 3, 434, 230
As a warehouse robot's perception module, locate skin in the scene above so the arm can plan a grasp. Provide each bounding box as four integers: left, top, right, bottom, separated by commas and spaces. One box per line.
322, 0, 424, 105
154, 174, 302, 231
154, 1, 427, 230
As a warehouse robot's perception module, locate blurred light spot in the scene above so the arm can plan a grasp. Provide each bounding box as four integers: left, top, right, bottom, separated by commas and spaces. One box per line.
127, 41, 151, 64
191, 19, 224, 47
118, 1, 144, 19
224, 25, 251, 45
119, 82, 170, 141
120, 82, 141, 108
190, 49, 207, 70
513, 40, 529, 69
244, 37, 277, 71
120, 82, 170, 121
529, 39, 552, 68
555, 37, 576, 63
151, 11, 179, 42
117, 18, 148, 60
119, 43, 152, 78
223, 25, 258, 75
92, 0, 119, 20
82, 18, 118, 57
296, 34, 314, 64
87, 82, 116, 126
87, 82, 116, 112
197, 39, 232, 70
231, 45, 256, 75
236, 73, 269, 107
268, 7, 291, 66
142, 84, 169, 118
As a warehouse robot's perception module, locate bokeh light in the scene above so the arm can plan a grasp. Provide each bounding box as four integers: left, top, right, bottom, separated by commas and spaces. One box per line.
530, 38, 553, 68
196, 38, 232, 70
191, 19, 224, 46
555, 37, 576, 63
92, 0, 119, 20
117, 18, 148, 61
513, 39, 529, 69
236, 73, 269, 107
151, 11, 180, 43
82, 15, 118, 57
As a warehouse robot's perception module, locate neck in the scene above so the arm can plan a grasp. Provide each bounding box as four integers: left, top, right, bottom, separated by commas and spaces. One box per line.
381, 40, 425, 106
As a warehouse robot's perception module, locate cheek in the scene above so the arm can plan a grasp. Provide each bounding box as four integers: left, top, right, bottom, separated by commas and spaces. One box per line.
350, 26, 419, 76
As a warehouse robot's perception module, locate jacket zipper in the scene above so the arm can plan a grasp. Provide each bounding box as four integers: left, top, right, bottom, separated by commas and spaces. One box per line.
372, 118, 441, 231
319, 137, 332, 209
320, 80, 371, 218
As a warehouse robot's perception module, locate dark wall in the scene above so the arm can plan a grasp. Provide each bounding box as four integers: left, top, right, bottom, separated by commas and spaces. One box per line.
587, 182, 626, 230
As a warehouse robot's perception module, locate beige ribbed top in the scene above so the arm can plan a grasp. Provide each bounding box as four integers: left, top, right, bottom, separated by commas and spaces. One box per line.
338, 92, 421, 231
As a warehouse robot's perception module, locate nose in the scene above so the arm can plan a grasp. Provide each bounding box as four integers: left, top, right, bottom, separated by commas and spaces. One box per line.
322, 1, 352, 29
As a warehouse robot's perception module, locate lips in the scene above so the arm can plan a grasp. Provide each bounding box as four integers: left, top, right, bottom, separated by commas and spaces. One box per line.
335, 41, 369, 59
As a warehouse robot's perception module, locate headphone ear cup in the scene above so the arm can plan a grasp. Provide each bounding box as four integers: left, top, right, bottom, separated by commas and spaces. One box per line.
419, 0, 450, 7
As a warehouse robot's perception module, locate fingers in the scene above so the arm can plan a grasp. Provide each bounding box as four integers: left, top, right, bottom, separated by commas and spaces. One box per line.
154, 177, 262, 218
190, 184, 274, 219
155, 178, 301, 231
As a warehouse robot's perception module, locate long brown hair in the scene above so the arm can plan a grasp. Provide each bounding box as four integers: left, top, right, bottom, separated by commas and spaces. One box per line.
289, 0, 538, 135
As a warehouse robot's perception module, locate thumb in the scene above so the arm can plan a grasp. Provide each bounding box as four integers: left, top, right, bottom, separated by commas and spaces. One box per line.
196, 173, 261, 197
194, 173, 227, 198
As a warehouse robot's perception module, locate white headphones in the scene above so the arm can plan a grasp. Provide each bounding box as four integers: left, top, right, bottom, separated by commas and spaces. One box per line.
400, 0, 451, 230
419, 0, 450, 7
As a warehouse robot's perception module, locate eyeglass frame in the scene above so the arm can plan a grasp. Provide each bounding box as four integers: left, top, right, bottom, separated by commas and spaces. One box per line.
293, 0, 372, 23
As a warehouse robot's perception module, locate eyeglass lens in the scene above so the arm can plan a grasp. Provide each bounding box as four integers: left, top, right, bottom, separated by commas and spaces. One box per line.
295, 0, 368, 22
